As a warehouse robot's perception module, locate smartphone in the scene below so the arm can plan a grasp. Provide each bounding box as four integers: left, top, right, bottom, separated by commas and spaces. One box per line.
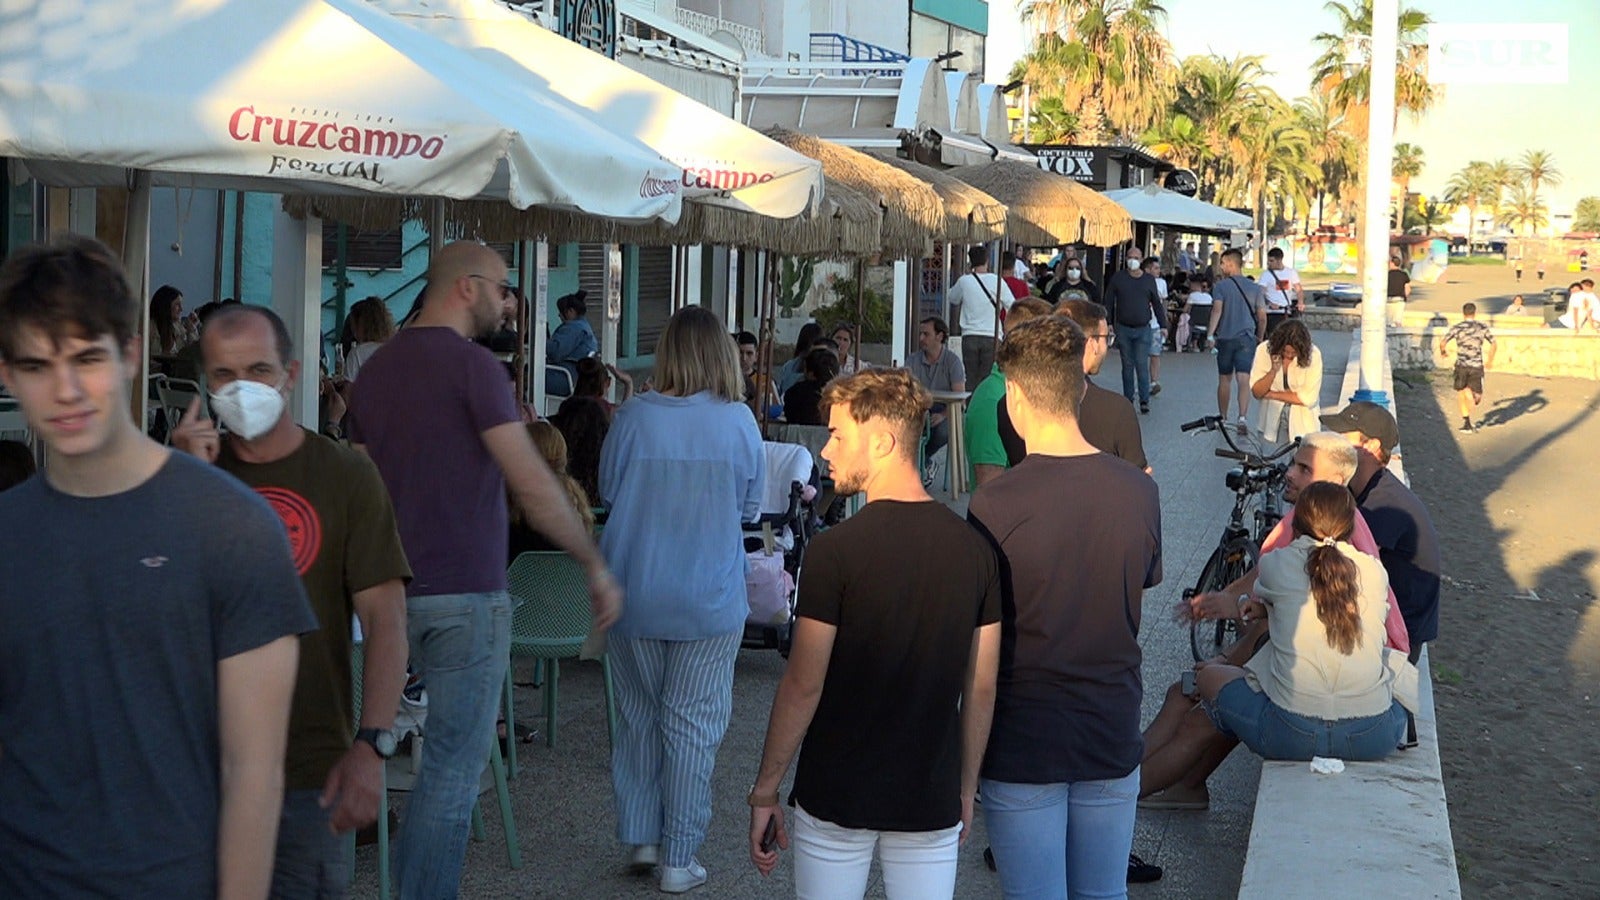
1181, 670, 1197, 697
760, 816, 779, 854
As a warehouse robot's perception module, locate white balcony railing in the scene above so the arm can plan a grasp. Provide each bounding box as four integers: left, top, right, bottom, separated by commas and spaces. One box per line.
673, 7, 763, 57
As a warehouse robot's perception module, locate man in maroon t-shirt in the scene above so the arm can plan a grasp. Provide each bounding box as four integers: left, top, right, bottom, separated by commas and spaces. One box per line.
347, 242, 621, 898
1000, 250, 1032, 304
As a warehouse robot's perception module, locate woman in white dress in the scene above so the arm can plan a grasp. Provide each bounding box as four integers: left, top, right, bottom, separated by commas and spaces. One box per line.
1248, 319, 1323, 441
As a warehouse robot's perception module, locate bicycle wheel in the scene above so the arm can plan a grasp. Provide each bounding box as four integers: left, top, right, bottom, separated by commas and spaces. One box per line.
1189, 538, 1260, 661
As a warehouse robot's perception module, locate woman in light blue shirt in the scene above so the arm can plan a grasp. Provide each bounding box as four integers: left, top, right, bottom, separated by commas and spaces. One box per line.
599, 305, 764, 893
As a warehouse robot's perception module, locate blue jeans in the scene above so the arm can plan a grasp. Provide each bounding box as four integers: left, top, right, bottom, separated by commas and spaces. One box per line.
395, 591, 512, 900
1207, 679, 1408, 761
1113, 324, 1152, 404
270, 789, 346, 900
981, 768, 1140, 900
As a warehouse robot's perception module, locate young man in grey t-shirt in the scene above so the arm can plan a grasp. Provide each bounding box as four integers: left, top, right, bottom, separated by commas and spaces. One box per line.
0, 236, 314, 898
1205, 248, 1268, 432
907, 316, 967, 461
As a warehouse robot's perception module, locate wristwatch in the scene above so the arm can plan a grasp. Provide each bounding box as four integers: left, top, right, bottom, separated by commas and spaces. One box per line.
354, 727, 398, 759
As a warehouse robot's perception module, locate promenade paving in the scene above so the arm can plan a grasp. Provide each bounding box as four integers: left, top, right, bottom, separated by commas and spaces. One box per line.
353, 331, 1354, 899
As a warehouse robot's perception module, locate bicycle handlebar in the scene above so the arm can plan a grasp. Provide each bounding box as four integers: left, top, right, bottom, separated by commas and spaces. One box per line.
1181, 415, 1301, 466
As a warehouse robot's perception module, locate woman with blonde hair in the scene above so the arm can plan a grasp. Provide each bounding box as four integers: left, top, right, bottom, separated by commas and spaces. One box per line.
341, 296, 397, 382
1140, 482, 1413, 794
599, 305, 764, 893
508, 421, 595, 559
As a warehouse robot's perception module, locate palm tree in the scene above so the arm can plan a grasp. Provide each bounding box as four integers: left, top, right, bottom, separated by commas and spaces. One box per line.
1026, 96, 1084, 144
1310, 0, 1435, 136
1406, 195, 1454, 233
1485, 158, 1518, 225
1294, 90, 1360, 230
1392, 141, 1423, 203
1141, 112, 1206, 172
1014, 0, 1177, 141
1575, 196, 1600, 234
1498, 184, 1549, 237
1167, 54, 1273, 203
1228, 95, 1317, 253
1309, 1, 1435, 264
1445, 162, 1498, 243
1516, 149, 1562, 202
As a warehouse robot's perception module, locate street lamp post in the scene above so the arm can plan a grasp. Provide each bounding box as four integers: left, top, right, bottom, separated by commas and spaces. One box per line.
1355, 0, 1400, 406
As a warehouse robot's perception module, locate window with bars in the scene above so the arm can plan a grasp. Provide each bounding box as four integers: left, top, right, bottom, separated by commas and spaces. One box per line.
321, 226, 403, 270
633, 246, 673, 357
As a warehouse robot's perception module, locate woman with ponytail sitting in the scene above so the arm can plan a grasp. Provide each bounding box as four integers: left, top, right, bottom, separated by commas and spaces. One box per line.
1140, 482, 1414, 786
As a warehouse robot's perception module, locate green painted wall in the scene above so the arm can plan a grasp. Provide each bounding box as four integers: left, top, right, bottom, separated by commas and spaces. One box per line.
911, 0, 988, 35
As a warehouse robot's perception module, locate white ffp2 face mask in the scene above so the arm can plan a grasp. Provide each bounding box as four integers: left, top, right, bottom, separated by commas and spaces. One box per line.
1127, 257, 1143, 271
209, 378, 286, 440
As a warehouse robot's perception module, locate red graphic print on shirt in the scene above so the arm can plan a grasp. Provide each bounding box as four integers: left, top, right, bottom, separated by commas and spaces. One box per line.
256, 486, 322, 575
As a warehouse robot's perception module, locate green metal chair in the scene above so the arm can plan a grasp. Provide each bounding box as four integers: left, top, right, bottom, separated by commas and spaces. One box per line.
505, 552, 618, 758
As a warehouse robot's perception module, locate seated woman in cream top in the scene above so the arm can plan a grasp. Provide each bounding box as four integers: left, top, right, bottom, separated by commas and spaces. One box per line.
1141, 483, 1414, 784
1249, 319, 1323, 441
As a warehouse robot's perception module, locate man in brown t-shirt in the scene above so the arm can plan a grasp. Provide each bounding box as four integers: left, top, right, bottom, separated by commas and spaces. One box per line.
174, 305, 411, 899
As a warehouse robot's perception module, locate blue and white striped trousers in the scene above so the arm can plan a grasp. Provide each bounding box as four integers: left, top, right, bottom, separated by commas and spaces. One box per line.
609, 631, 742, 868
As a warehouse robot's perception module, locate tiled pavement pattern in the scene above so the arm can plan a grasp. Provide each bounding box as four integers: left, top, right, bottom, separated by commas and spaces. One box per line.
353, 330, 1354, 899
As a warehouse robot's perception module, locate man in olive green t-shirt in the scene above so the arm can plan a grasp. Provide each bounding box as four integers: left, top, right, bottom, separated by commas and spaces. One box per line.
174, 305, 411, 899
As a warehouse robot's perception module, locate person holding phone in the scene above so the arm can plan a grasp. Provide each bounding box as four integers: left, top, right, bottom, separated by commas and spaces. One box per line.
749, 369, 1000, 899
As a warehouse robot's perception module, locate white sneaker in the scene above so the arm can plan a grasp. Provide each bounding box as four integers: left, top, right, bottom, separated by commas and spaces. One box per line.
659, 859, 707, 894
627, 844, 659, 874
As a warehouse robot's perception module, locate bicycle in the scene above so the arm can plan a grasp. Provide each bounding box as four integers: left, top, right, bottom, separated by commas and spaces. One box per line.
1177, 416, 1300, 661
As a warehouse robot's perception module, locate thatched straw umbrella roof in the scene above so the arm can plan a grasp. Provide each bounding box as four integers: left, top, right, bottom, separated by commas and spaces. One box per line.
761, 127, 944, 258
947, 159, 1133, 247
283, 175, 885, 258
868, 152, 1007, 243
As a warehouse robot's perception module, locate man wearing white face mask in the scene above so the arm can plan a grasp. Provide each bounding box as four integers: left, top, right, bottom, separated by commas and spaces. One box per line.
173, 304, 413, 899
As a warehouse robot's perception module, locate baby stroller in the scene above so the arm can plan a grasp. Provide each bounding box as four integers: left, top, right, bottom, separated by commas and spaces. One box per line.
741, 441, 819, 656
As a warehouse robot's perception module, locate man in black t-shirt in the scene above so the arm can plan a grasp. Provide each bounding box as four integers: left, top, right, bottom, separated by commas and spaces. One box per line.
1386, 254, 1412, 301
1322, 402, 1441, 657
749, 370, 1001, 898
968, 317, 1162, 899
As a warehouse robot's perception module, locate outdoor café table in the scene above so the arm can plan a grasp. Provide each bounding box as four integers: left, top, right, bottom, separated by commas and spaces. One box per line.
929, 389, 973, 497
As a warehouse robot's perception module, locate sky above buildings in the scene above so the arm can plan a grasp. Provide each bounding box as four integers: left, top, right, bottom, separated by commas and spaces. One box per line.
985, 0, 1600, 216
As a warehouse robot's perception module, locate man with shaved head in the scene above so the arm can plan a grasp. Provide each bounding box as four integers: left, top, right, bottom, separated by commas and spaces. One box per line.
347, 242, 624, 898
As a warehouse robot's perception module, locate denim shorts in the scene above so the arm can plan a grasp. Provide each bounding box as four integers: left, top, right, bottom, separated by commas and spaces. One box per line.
1214, 337, 1254, 374
1205, 679, 1407, 762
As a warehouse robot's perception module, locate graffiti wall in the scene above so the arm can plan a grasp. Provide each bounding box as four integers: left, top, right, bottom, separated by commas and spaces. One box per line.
1267, 237, 1450, 283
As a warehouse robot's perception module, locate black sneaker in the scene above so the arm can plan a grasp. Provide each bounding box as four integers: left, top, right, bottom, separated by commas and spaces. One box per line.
1459, 419, 1474, 433
1128, 852, 1163, 883
1150, 382, 1162, 396
1140, 402, 1150, 415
